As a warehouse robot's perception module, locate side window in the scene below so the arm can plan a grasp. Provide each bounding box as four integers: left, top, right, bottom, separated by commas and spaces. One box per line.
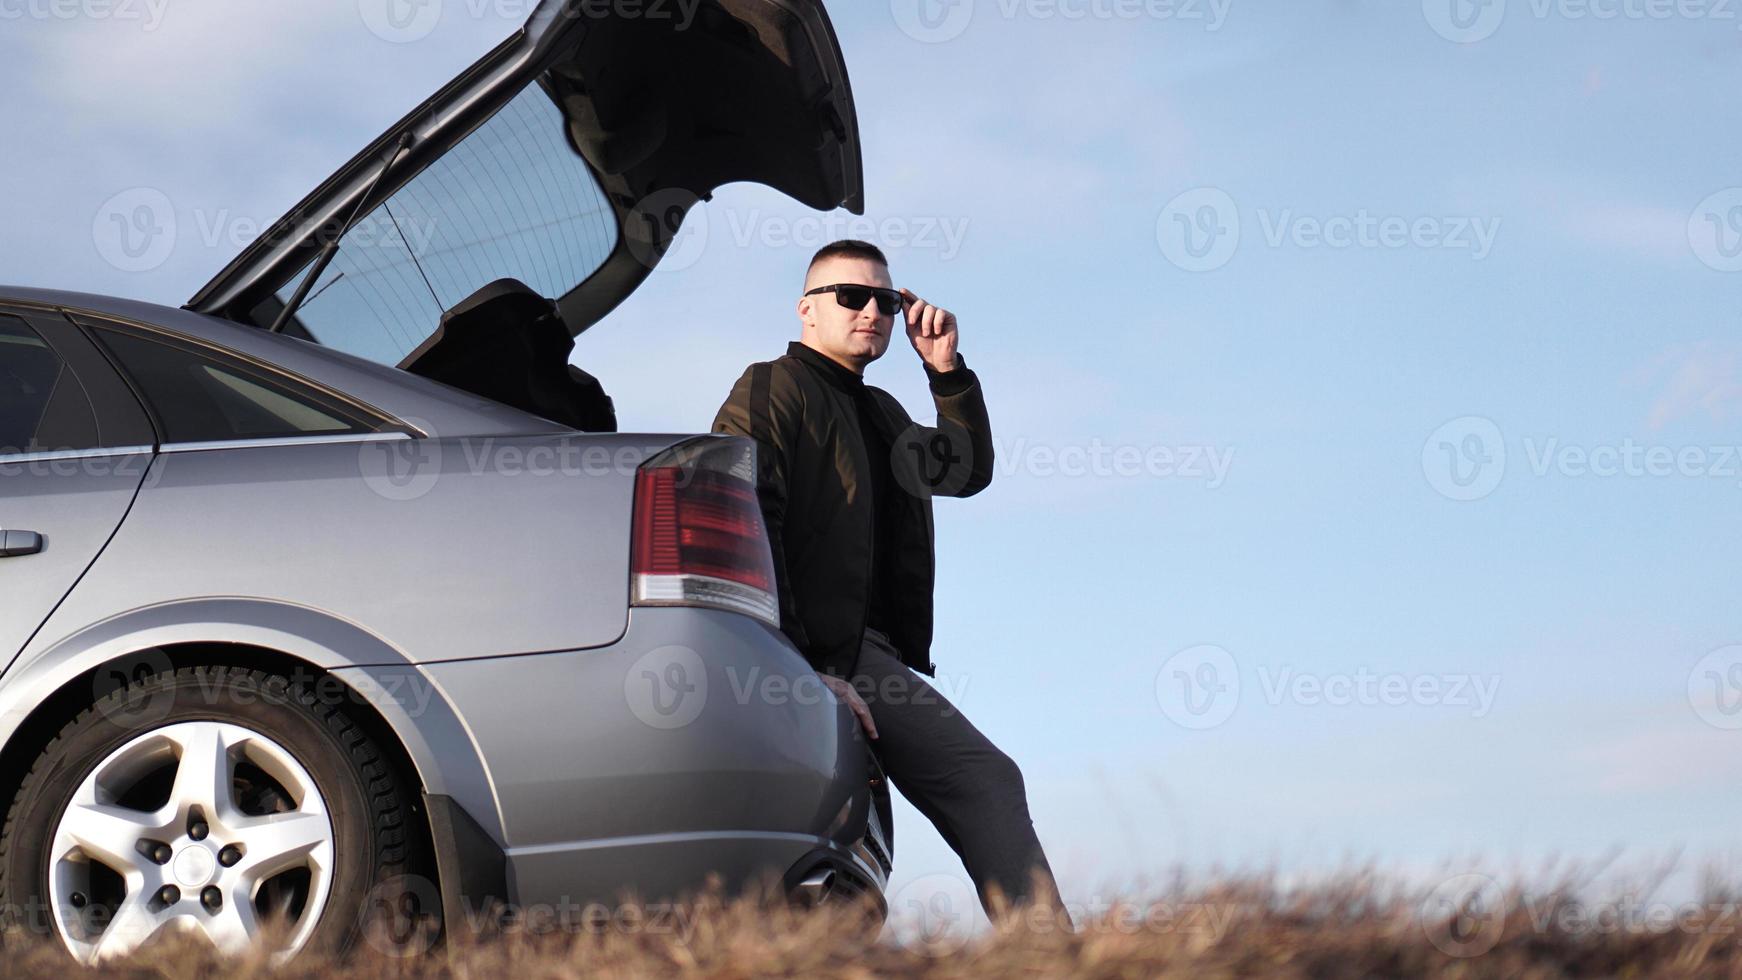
91, 327, 375, 444
0, 314, 99, 455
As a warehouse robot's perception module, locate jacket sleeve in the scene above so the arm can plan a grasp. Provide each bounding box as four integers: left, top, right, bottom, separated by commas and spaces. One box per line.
920, 354, 996, 498
712, 363, 817, 660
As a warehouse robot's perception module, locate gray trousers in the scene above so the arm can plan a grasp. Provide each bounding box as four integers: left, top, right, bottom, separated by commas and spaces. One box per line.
850, 628, 1065, 916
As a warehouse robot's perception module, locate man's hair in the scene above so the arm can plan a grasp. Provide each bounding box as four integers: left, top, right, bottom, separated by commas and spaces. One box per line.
808, 239, 888, 273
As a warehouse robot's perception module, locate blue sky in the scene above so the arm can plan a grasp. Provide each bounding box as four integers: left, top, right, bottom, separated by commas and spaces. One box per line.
5, 0, 1742, 919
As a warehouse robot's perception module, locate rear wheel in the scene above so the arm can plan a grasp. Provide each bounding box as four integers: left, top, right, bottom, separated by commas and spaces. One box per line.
0, 666, 416, 962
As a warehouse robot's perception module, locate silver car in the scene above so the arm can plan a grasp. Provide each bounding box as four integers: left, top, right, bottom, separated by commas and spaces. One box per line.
0, 0, 889, 963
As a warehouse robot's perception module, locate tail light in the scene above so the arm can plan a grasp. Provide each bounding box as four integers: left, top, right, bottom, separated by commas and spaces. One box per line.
630, 437, 779, 627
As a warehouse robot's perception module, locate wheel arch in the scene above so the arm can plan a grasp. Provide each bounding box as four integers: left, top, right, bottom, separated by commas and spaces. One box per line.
0, 599, 507, 860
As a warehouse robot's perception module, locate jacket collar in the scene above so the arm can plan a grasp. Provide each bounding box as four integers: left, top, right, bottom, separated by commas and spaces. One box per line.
787, 341, 867, 392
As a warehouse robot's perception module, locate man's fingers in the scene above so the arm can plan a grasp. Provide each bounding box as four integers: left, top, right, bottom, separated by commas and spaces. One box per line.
902, 289, 926, 328
821, 674, 878, 739
853, 697, 879, 739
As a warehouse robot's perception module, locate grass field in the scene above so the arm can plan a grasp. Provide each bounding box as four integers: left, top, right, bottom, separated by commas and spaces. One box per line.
3, 873, 1739, 978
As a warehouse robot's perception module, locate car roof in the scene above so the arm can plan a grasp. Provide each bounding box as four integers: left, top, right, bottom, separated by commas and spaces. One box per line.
0, 285, 570, 439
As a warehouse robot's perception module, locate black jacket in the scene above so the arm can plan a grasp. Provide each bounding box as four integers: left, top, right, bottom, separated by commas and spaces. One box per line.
713, 342, 995, 677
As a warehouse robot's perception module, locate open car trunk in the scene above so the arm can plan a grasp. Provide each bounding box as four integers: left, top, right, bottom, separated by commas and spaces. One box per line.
185, 0, 862, 426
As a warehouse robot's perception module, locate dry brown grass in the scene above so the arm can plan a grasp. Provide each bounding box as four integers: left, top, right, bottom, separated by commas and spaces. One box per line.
4, 873, 1740, 979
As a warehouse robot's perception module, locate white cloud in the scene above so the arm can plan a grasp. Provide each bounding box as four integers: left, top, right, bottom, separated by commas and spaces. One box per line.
1628, 341, 1742, 430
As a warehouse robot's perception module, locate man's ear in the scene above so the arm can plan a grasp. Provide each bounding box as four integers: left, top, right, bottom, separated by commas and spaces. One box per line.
796, 295, 814, 328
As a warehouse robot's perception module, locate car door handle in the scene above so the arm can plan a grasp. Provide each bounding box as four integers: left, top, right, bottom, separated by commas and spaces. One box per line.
0, 530, 43, 557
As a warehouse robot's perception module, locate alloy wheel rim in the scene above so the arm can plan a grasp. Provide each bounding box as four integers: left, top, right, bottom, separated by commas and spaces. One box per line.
47, 720, 336, 962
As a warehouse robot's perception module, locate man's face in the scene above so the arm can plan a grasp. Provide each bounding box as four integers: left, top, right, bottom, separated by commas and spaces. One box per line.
799, 256, 896, 371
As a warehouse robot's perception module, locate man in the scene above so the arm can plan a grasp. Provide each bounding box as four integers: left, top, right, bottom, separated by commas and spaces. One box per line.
713, 240, 1064, 917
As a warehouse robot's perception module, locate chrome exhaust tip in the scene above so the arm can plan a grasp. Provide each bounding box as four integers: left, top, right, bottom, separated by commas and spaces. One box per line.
794, 868, 838, 906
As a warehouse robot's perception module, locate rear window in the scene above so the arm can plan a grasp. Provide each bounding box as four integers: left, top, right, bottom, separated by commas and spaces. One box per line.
269, 82, 620, 367
0, 314, 99, 455
93, 327, 373, 444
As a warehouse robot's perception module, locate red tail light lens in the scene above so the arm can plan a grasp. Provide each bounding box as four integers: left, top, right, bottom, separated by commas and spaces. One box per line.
630, 437, 778, 626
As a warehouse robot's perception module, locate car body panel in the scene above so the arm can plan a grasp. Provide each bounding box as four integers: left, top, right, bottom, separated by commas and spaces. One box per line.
17, 431, 699, 671
0, 305, 155, 660
412, 606, 882, 905
0, 451, 149, 660
421, 608, 857, 848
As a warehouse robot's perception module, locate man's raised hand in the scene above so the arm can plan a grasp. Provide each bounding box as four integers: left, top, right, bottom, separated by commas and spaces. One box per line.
901, 288, 960, 373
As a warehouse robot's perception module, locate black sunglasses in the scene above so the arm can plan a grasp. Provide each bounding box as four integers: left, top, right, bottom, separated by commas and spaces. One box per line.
805, 283, 906, 316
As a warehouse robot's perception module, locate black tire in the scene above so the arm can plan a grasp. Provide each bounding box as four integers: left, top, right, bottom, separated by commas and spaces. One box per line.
0, 665, 417, 959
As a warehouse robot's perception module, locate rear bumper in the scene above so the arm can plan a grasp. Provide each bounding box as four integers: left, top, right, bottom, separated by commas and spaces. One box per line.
418, 607, 889, 914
